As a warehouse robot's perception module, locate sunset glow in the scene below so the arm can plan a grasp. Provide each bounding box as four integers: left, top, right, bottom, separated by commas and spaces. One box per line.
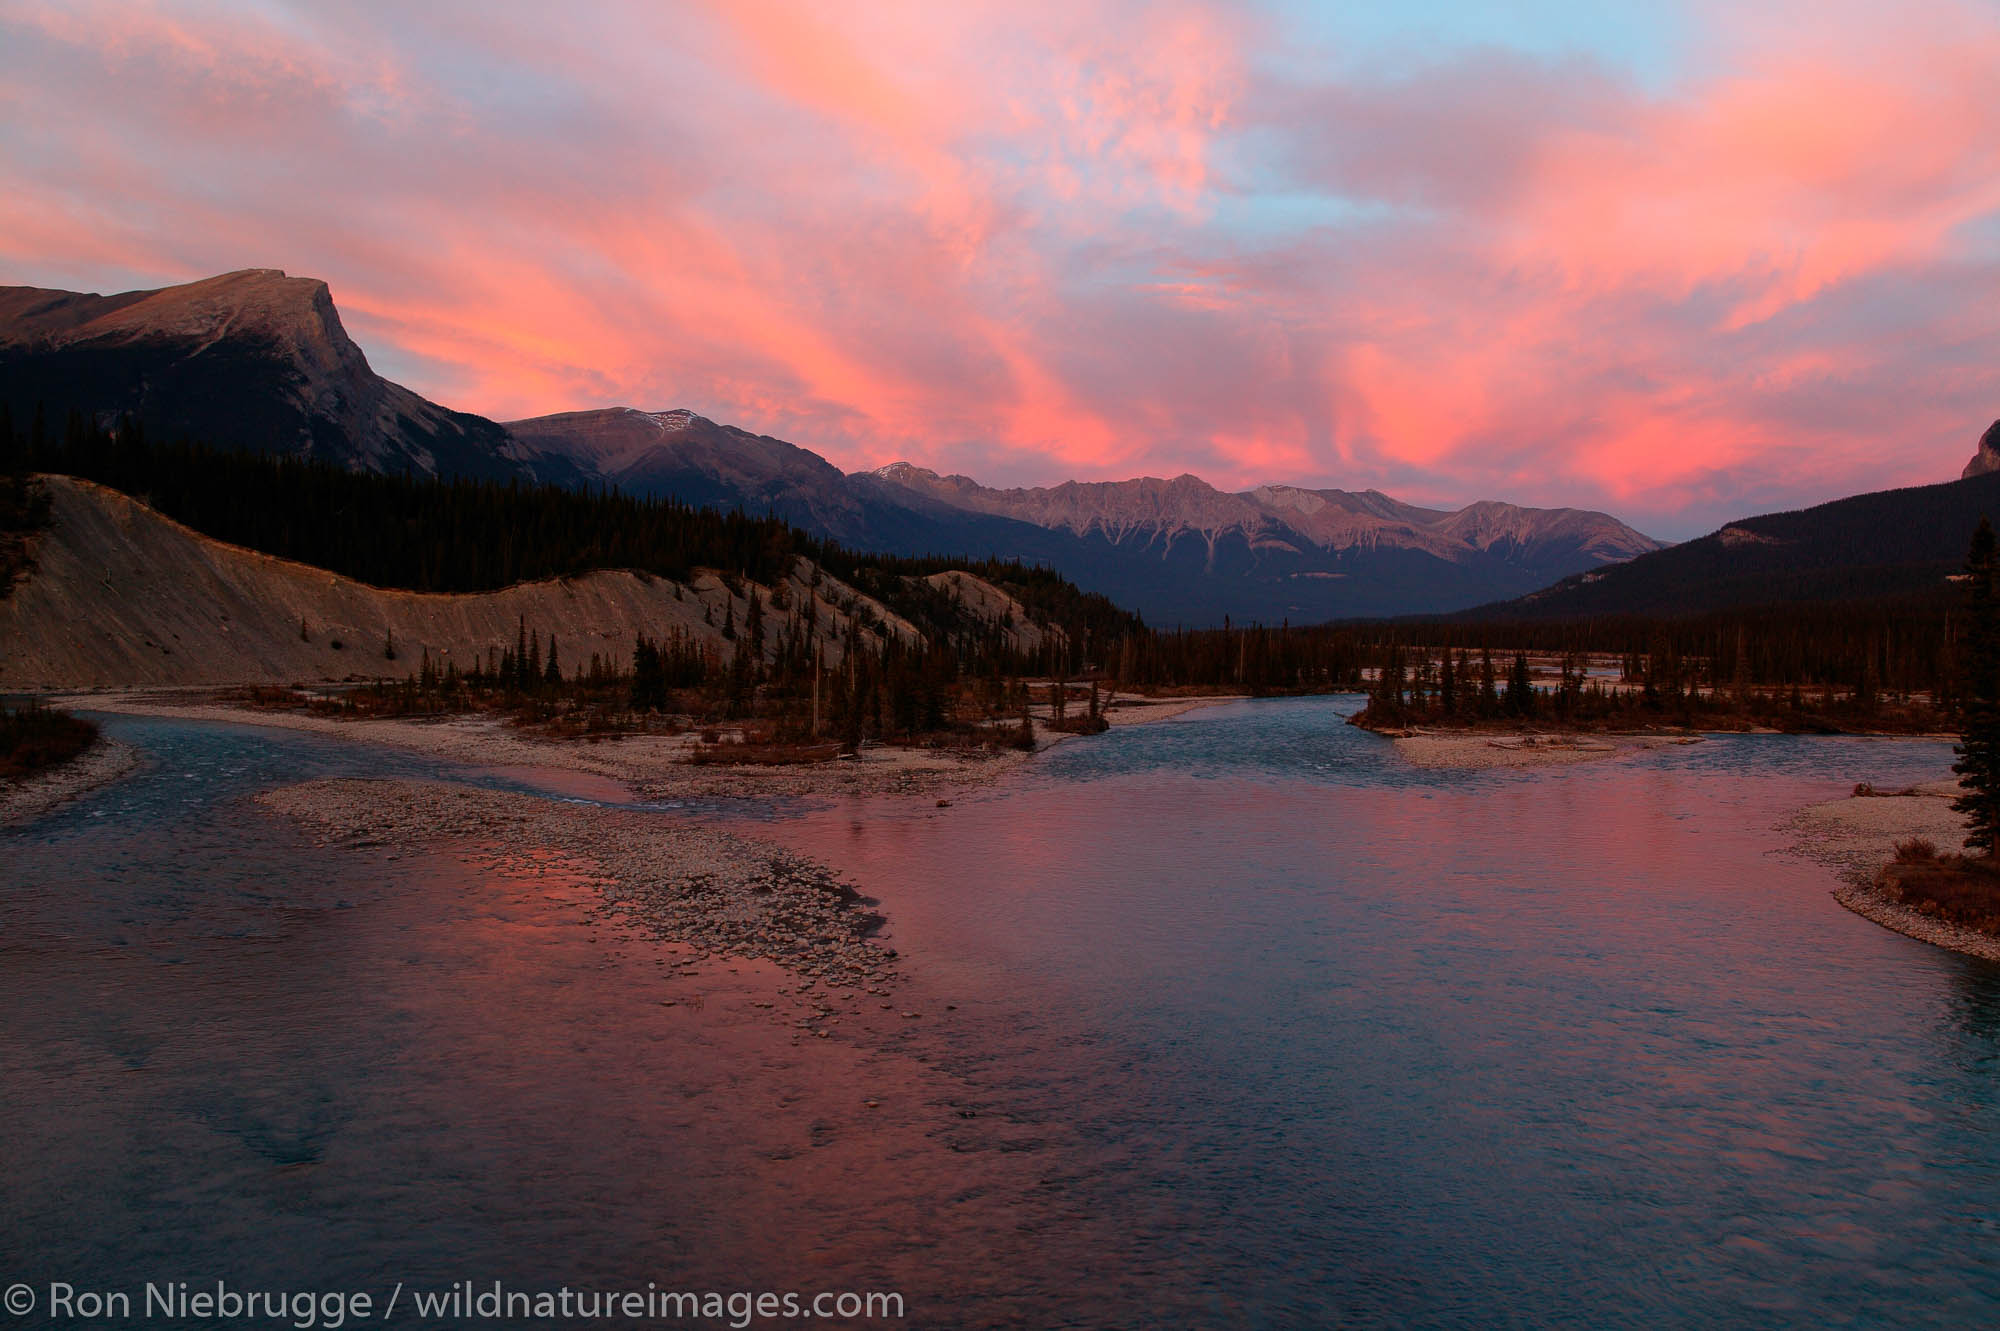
4, 0, 1997, 534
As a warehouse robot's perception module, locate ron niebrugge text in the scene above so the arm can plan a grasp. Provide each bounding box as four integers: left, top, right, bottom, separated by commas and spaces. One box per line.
15, 1280, 905, 1326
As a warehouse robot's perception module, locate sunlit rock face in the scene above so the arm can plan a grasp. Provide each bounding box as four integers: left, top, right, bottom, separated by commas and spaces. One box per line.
0, 269, 569, 484
1962, 421, 2000, 479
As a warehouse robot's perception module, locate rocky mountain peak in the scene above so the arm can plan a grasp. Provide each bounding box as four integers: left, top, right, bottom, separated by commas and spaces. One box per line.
0, 269, 535, 480
0, 268, 359, 370
873, 461, 942, 485
1962, 420, 2000, 479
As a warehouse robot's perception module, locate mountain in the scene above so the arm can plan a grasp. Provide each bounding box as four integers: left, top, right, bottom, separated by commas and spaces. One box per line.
0, 269, 1662, 625
510, 409, 1663, 624
0, 269, 573, 483
1963, 420, 2000, 478
504, 407, 872, 535
1477, 465, 2000, 620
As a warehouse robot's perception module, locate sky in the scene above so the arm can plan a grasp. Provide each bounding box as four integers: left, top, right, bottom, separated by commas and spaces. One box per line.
2, 1, 1998, 539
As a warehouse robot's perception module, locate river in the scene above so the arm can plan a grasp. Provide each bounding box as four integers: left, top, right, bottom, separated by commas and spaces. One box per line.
4, 699, 1994, 1328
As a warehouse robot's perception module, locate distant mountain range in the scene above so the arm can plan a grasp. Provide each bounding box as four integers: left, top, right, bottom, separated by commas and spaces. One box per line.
1, 268, 1668, 623
503, 406, 1663, 623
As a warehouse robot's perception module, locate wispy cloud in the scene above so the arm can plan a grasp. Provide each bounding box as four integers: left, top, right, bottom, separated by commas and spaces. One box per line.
1, 0, 1995, 535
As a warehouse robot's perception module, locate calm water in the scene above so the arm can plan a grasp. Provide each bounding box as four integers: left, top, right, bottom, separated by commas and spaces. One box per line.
5, 700, 1997, 1328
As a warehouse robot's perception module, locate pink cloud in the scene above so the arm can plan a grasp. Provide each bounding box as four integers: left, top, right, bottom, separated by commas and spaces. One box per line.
0, 0, 1995, 536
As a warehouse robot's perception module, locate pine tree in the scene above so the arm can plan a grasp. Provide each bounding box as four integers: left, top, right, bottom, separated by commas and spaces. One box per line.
1954, 518, 2000, 855
841, 678, 864, 755
544, 636, 561, 685
631, 634, 665, 711
1478, 648, 1500, 718
1505, 652, 1534, 717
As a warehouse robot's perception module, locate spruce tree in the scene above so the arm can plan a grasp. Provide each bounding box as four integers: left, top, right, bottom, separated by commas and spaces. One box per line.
1505, 652, 1534, 717
841, 679, 864, 755
1953, 518, 2000, 855
631, 634, 664, 711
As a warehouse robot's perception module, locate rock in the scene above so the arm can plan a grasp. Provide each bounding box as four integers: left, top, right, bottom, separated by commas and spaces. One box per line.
1963, 419, 2000, 479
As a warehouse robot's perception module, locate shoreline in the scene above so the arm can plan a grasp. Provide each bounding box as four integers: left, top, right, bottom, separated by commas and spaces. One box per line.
1783, 779, 2000, 963
43, 687, 1249, 804
0, 738, 142, 828
1384, 724, 1958, 772
9, 688, 1250, 991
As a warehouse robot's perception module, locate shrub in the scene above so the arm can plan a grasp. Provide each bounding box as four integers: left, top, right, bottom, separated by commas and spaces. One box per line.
1894, 836, 1940, 863
0, 704, 98, 781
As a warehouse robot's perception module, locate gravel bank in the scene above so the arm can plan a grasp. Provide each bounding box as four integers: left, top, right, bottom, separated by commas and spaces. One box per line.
1784, 780, 2000, 962
0, 738, 141, 828
258, 778, 903, 992
1390, 731, 1691, 770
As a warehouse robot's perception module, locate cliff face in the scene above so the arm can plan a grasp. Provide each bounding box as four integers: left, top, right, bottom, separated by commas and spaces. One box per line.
0, 476, 1047, 690
1962, 421, 2000, 479
0, 270, 563, 481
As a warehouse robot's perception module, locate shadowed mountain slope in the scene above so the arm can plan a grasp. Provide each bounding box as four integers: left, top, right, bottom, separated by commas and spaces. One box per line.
1471, 468, 2000, 620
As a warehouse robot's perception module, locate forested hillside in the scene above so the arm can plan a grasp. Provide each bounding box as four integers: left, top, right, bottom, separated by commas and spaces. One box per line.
1487, 471, 2000, 618
3, 410, 1137, 668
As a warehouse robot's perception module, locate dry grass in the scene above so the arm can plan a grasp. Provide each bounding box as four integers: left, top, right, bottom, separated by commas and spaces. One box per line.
1875, 851, 2000, 936
1894, 836, 1941, 862
684, 740, 845, 767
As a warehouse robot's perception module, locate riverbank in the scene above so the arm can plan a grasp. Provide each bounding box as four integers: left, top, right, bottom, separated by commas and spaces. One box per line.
0, 737, 140, 828
45, 687, 1246, 803
1785, 780, 2000, 963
